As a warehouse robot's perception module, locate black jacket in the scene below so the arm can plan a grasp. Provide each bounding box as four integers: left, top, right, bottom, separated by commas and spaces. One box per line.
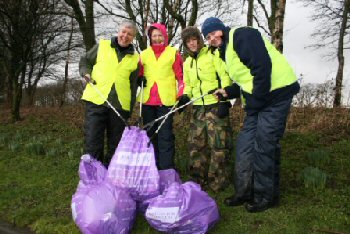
221, 27, 299, 115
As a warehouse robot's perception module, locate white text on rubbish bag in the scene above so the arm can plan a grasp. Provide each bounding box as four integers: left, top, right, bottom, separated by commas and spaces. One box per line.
146, 207, 180, 224
115, 152, 152, 167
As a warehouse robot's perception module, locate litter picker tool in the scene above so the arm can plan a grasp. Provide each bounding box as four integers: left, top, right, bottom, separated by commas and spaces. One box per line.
143, 90, 215, 131
87, 80, 129, 128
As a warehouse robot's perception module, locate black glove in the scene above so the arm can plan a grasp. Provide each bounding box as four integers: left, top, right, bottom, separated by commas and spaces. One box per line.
137, 76, 147, 87
177, 95, 191, 114
216, 101, 231, 118
224, 83, 241, 99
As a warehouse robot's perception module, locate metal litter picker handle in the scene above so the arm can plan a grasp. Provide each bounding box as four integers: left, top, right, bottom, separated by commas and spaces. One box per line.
143, 92, 213, 131
138, 79, 144, 127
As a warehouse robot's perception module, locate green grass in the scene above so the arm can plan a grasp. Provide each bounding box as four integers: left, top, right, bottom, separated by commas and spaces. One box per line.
0, 109, 349, 234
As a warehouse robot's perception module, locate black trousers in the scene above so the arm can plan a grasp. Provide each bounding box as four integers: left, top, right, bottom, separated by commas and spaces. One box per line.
142, 105, 175, 170
83, 101, 130, 167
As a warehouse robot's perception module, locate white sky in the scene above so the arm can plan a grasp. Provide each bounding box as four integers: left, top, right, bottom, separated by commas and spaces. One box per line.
283, 1, 350, 88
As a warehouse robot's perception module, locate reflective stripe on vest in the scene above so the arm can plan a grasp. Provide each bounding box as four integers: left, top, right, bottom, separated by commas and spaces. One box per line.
81, 40, 138, 111
225, 29, 297, 94
139, 46, 177, 106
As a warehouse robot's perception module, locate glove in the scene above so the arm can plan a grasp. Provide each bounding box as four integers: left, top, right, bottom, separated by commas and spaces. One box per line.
137, 76, 147, 87
216, 101, 231, 118
224, 83, 241, 99
177, 95, 191, 114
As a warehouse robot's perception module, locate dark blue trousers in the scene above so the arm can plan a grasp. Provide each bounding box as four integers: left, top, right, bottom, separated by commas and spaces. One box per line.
234, 97, 293, 203
142, 105, 175, 170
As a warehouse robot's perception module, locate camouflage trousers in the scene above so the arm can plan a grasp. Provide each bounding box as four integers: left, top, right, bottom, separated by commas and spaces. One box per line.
188, 104, 233, 192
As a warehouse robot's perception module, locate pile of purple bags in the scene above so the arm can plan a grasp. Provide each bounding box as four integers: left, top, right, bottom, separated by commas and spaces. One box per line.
71, 127, 219, 234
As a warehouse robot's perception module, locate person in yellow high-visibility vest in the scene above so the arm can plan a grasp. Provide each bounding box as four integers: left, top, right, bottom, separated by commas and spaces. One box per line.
201, 17, 300, 212
179, 26, 233, 193
138, 23, 184, 170
79, 20, 139, 167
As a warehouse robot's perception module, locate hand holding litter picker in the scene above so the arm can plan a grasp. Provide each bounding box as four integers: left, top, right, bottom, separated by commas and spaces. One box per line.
177, 95, 191, 114
83, 74, 96, 84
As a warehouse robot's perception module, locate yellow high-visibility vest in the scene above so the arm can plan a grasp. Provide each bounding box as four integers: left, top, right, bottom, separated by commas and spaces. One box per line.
138, 46, 177, 106
82, 40, 138, 111
183, 46, 231, 105
225, 28, 297, 94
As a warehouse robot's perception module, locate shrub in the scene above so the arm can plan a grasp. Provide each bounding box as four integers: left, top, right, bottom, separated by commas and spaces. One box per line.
25, 142, 45, 155
307, 150, 330, 167
0, 134, 9, 147
46, 148, 59, 157
300, 166, 327, 191
8, 142, 21, 152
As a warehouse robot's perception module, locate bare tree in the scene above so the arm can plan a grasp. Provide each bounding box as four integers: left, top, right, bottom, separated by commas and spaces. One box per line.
334, 0, 349, 107
94, 0, 236, 50
301, 0, 350, 107
252, 0, 287, 52
93, 0, 198, 50
0, 0, 39, 121
243, 0, 254, 26
64, 0, 96, 51
273, 0, 286, 52
0, 0, 80, 121
60, 18, 75, 107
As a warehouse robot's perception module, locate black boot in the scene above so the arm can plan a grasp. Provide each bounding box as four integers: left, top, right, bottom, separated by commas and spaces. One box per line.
245, 199, 277, 213
224, 195, 252, 207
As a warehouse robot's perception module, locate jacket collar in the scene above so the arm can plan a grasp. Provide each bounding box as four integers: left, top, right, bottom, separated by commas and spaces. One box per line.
110, 36, 135, 55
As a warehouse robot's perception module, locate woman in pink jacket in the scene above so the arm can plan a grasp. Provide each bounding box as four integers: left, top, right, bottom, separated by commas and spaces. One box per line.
138, 23, 184, 170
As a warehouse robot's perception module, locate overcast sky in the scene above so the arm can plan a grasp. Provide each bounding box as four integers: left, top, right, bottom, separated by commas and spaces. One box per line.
283, 1, 349, 88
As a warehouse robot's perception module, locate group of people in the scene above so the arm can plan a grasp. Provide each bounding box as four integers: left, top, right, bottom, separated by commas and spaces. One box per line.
79, 17, 300, 213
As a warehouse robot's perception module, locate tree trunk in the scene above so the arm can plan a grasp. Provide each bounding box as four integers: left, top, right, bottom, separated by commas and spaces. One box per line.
247, 0, 254, 26
25, 87, 36, 106
64, 0, 96, 51
5, 72, 12, 107
333, 0, 349, 107
11, 75, 23, 122
273, 0, 286, 53
60, 18, 74, 107
268, 0, 276, 40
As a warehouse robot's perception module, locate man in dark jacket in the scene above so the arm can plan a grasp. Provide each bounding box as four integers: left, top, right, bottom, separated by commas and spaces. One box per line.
79, 20, 139, 167
201, 17, 300, 212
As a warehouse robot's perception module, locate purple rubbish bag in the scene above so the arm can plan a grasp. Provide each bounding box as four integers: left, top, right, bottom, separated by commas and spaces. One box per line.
78, 154, 107, 186
145, 182, 220, 234
137, 169, 182, 214
72, 154, 136, 233
71, 182, 136, 234
158, 169, 181, 194
107, 126, 160, 201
